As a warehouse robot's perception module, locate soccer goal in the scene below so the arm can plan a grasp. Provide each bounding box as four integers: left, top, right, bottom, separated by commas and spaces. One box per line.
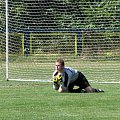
1, 0, 120, 83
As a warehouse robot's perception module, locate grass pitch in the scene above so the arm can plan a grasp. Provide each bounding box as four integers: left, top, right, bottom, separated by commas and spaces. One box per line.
0, 80, 120, 120
0, 59, 120, 119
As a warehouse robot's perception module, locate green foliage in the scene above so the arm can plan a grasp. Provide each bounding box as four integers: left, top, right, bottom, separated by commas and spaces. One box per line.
0, 0, 118, 30
31, 33, 75, 54
0, 0, 119, 60
81, 31, 120, 60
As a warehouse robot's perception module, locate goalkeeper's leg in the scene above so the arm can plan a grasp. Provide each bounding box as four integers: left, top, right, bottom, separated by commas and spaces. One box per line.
85, 86, 104, 93
73, 72, 104, 93
68, 83, 85, 93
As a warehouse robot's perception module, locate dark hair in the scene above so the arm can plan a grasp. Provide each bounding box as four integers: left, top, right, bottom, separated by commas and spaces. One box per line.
56, 58, 65, 66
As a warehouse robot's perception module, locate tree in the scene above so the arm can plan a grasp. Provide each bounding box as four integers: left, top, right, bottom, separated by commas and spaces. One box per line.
4, 0, 119, 30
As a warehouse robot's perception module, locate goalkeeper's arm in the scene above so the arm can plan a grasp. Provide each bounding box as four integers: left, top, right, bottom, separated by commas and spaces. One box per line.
52, 74, 62, 90
53, 79, 59, 90
58, 84, 68, 93
53, 74, 68, 92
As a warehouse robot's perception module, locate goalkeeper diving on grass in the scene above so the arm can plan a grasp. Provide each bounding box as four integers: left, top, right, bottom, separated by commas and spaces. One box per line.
52, 58, 104, 93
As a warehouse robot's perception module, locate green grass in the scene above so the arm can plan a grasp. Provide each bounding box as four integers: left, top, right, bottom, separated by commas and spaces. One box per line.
0, 58, 120, 119
1, 60, 120, 82
0, 80, 120, 120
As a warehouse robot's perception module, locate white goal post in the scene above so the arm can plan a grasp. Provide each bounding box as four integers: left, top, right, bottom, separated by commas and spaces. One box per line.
0, 0, 120, 83
6, 0, 8, 80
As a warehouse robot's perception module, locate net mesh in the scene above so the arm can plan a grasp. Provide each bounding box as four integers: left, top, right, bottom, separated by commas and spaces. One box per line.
0, 0, 120, 82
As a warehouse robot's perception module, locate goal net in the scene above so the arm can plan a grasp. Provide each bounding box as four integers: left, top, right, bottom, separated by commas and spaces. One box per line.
1, 0, 120, 83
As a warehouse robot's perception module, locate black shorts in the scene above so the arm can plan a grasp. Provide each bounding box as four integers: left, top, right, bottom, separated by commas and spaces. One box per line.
68, 71, 90, 92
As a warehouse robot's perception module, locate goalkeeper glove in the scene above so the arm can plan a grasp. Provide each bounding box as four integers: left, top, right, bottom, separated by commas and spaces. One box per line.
53, 74, 62, 85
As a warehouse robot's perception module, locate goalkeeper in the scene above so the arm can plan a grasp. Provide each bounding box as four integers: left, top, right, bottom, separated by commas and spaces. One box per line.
52, 58, 104, 93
